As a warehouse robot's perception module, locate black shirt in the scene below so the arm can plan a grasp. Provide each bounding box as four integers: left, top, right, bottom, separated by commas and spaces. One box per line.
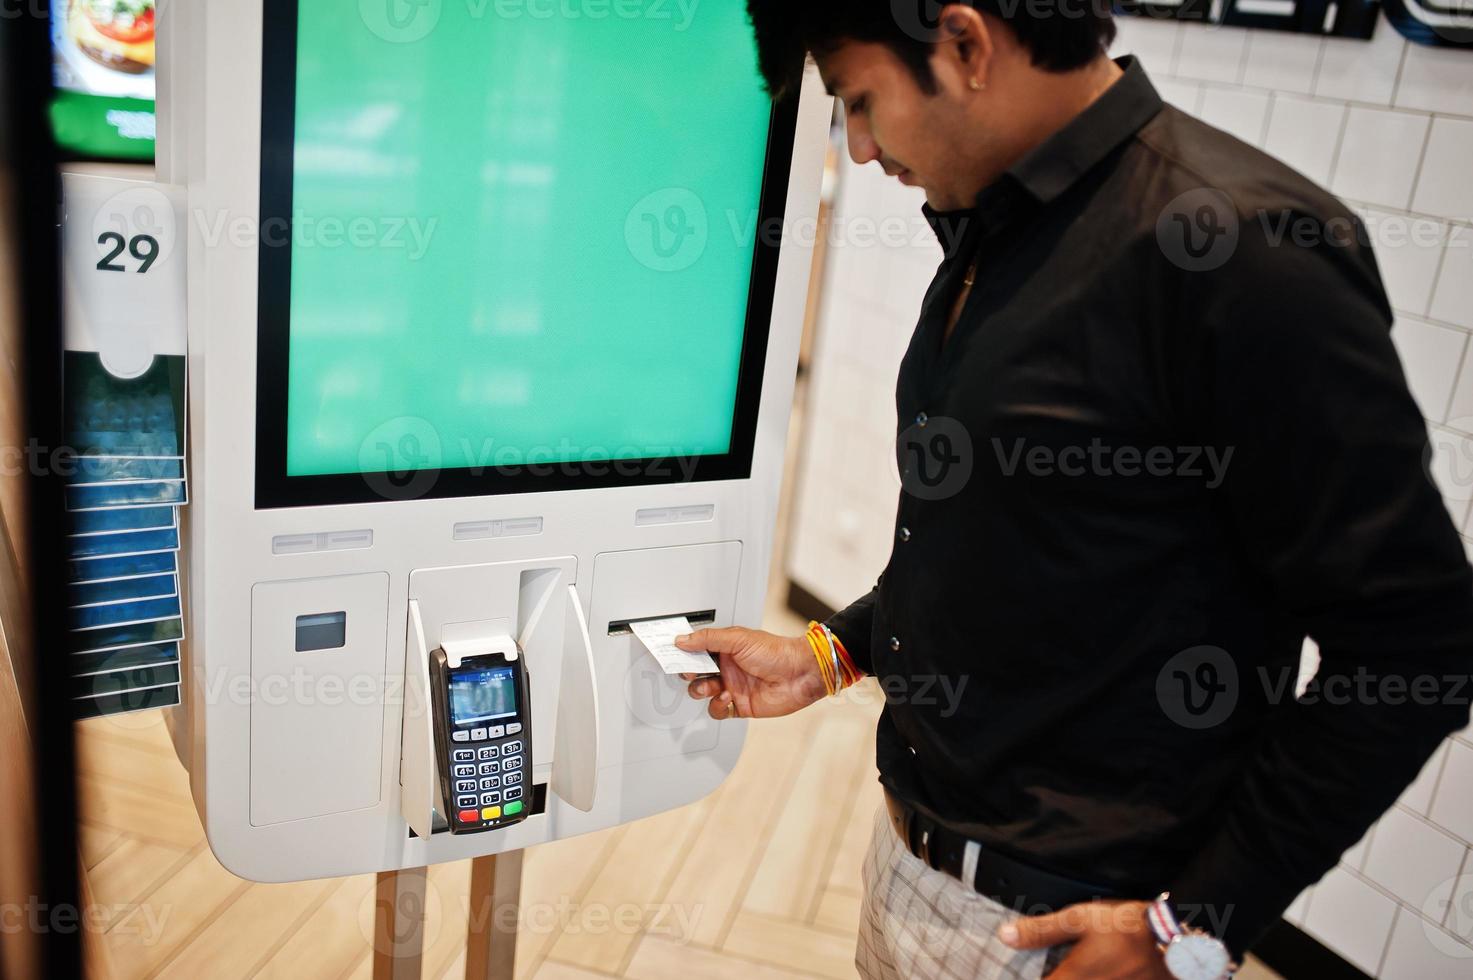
826, 56, 1473, 957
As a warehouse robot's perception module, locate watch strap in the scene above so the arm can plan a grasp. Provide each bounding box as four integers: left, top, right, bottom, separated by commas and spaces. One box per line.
1148, 892, 1184, 947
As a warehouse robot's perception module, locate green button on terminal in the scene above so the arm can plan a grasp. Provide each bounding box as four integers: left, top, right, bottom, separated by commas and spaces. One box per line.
504, 801, 524, 816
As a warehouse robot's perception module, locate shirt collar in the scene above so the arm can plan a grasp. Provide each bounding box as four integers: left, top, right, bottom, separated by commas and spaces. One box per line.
1008, 55, 1163, 205
922, 56, 1163, 247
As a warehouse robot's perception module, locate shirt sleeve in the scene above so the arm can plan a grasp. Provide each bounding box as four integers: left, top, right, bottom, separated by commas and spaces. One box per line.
825, 585, 878, 676
1165, 213, 1473, 957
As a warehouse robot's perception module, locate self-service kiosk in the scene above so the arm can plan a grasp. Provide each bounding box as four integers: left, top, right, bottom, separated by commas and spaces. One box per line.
144, 1, 829, 881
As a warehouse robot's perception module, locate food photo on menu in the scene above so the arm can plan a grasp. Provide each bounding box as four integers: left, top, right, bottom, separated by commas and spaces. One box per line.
50, 0, 157, 159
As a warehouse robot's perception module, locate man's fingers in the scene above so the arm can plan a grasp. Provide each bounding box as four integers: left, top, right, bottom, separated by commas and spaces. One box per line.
706, 692, 739, 720
687, 677, 723, 700
674, 626, 744, 653
999, 908, 1087, 950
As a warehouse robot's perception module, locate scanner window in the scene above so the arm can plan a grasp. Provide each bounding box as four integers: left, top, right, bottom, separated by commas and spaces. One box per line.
295, 611, 347, 652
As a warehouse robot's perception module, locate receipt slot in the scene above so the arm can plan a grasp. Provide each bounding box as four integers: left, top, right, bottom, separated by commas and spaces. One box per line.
155, 0, 830, 881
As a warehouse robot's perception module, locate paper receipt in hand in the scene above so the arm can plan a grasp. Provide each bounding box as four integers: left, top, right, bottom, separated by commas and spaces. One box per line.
630, 616, 717, 675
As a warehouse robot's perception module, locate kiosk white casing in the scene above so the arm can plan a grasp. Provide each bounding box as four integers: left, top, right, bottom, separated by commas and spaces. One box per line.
157, 3, 830, 881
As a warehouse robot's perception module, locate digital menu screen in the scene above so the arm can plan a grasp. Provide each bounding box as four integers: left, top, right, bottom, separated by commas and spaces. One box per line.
50, 0, 156, 160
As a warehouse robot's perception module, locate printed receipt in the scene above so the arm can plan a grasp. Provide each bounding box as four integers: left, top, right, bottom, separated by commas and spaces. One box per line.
630, 616, 717, 675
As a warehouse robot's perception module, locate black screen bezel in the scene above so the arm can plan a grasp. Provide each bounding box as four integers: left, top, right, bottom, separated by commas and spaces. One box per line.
254, 0, 802, 509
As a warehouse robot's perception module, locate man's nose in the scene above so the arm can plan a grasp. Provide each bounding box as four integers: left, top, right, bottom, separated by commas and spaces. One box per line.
844, 112, 881, 166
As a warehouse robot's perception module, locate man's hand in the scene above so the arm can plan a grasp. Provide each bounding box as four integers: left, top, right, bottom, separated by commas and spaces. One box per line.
674, 627, 826, 719
1000, 900, 1171, 980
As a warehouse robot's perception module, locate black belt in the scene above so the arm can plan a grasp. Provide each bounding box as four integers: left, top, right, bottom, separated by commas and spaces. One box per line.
884, 790, 1125, 914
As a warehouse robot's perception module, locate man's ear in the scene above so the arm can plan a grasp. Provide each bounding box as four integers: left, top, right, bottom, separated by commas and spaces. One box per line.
932, 4, 995, 92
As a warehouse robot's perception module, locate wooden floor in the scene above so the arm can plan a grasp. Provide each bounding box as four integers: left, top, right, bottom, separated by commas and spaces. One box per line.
72, 385, 1279, 979
77, 596, 886, 980
74, 627, 1278, 980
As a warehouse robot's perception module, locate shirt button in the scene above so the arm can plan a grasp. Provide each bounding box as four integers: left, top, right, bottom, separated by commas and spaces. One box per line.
915, 412, 929, 428
898, 527, 911, 542
889, 636, 901, 652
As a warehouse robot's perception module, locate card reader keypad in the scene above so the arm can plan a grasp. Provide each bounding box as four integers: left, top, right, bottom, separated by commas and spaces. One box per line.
453, 728, 530, 830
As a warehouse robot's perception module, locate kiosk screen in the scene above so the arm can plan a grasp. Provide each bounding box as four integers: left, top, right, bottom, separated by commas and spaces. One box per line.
256, 0, 797, 507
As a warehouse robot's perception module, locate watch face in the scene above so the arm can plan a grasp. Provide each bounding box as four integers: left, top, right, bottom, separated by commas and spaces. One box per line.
1163, 933, 1232, 980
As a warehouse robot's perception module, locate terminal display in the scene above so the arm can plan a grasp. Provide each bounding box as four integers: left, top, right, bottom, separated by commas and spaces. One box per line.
449, 666, 518, 726
256, 0, 798, 507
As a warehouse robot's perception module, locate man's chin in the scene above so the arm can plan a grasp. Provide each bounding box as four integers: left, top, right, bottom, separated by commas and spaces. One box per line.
924, 189, 964, 211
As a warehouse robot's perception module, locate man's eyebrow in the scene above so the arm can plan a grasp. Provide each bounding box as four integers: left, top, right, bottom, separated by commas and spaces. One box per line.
823, 75, 844, 98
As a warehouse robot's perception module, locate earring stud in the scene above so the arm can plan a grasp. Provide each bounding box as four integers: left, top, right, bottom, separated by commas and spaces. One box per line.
969, 78, 984, 91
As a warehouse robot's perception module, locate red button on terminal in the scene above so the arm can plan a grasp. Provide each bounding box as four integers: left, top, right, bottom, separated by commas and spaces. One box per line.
458, 809, 479, 823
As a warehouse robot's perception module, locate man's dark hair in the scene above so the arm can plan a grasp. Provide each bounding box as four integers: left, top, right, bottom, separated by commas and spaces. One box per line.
746, 1, 1117, 99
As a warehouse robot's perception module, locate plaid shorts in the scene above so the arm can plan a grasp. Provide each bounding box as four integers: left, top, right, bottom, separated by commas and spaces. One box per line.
856, 805, 1070, 980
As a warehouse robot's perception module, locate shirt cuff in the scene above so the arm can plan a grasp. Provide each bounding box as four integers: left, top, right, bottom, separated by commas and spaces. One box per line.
823, 599, 875, 676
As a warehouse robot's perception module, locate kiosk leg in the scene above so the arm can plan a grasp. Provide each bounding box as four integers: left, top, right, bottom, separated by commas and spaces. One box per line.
374, 867, 428, 980
465, 850, 523, 980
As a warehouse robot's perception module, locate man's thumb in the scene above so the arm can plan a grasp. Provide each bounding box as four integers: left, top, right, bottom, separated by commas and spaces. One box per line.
675, 627, 735, 652
999, 909, 1081, 950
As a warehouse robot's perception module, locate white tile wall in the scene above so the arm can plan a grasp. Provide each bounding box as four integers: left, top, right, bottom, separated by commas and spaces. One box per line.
1301, 868, 1399, 974
1427, 427, 1473, 532
1154, 77, 1204, 114
786, 13, 1473, 977
1391, 317, 1465, 422
1262, 95, 1344, 185
1198, 87, 1271, 146
1380, 909, 1473, 978
1344, 825, 1376, 872
1430, 740, 1473, 843
1361, 806, 1467, 910
1451, 869, 1473, 943
1397, 43, 1473, 116
1243, 31, 1320, 95
1332, 107, 1431, 211
1401, 741, 1451, 816
1413, 118, 1473, 223
1316, 29, 1405, 105
1284, 888, 1314, 926
1370, 211, 1448, 317
1431, 226, 1473, 331
1176, 22, 1249, 84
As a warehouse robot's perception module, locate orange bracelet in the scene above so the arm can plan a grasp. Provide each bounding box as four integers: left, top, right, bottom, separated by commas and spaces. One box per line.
805, 628, 836, 695
807, 621, 861, 695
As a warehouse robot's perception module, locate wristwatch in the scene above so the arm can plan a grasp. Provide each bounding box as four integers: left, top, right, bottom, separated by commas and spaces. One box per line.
1147, 893, 1238, 980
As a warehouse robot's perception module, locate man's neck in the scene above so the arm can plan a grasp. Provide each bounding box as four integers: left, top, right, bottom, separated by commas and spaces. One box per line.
1011, 57, 1124, 155
965, 56, 1126, 204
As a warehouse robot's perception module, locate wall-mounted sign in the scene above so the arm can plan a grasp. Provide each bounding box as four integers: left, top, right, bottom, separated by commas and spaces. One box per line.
1117, 0, 1378, 40
1119, 0, 1473, 46
1383, 0, 1473, 45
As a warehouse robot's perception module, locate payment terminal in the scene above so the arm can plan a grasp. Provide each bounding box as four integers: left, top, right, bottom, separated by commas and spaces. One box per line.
430, 640, 533, 834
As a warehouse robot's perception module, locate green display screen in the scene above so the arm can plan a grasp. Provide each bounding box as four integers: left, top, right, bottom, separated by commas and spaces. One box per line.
272, 1, 783, 494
